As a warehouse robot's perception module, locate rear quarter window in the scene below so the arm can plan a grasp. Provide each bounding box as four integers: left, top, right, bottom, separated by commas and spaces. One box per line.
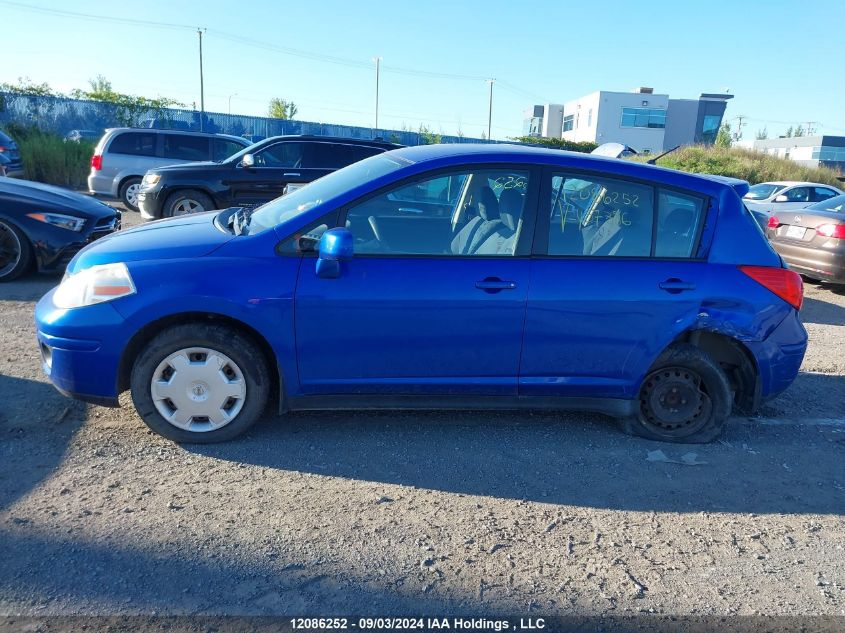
108, 132, 157, 156
654, 190, 705, 257
162, 134, 210, 161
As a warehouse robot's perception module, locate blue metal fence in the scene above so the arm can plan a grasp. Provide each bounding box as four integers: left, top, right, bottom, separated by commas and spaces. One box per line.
0, 92, 494, 146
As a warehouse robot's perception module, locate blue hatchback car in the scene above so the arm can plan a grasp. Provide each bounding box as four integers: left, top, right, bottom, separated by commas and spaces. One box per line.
35, 144, 807, 444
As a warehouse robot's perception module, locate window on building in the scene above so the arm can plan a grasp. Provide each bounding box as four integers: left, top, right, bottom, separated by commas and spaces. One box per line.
812, 146, 845, 162
701, 114, 722, 144
587, 109, 593, 127
563, 115, 575, 132
620, 107, 667, 129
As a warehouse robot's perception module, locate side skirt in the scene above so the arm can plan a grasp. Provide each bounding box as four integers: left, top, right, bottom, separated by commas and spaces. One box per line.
285, 395, 637, 418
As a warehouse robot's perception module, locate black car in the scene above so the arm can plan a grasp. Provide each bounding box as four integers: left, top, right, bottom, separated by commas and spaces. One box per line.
137, 135, 402, 220
0, 129, 24, 177
0, 178, 120, 281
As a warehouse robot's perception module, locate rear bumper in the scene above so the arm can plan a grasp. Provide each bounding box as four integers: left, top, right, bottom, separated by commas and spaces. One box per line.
771, 240, 845, 283
88, 173, 117, 197
746, 309, 808, 400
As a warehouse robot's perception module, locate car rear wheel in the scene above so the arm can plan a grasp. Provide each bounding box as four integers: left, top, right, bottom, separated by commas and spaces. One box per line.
130, 324, 270, 443
0, 219, 33, 282
119, 177, 143, 211
624, 344, 731, 443
163, 190, 215, 217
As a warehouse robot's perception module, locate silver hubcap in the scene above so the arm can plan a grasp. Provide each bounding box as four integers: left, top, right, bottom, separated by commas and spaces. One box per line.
0, 221, 22, 277
125, 183, 141, 206
150, 347, 246, 432
172, 198, 205, 216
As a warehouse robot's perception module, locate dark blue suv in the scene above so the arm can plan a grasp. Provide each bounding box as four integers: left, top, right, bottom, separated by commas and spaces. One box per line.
35, 144, 807, 444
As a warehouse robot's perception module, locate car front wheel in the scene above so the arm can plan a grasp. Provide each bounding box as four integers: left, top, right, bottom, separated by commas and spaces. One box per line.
163, 189, 215, 217
130, 324, 270, 443
625, 344, 731, 443
0, 219, 33, 282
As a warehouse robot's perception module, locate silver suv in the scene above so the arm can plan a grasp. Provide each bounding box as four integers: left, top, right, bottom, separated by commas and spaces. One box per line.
88, 128, 249, 210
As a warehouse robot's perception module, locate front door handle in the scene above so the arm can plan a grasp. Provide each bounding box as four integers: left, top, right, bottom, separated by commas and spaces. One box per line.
659, 278, 696, 293
476, 277, 517, 293
283, 172, 301, 177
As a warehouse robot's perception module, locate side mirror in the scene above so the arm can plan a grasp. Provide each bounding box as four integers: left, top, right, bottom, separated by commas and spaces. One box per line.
774, 194, 789, 203
240, 153, 255, 168
316, 228, 353, 279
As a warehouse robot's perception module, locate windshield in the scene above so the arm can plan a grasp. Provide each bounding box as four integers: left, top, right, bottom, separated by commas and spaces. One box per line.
246, 154, 408, 234
744, 183, 785, 200
807, 194, 845, 213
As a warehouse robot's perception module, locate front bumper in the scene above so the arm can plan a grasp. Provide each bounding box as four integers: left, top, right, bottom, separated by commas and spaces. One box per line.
35, 288, 130, 406
770, 239, 845, 284
137, 185, 165, 220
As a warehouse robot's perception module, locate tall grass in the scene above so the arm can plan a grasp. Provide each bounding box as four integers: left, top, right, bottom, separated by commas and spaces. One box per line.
631, 144, 843, 187
5, 124, 94, 188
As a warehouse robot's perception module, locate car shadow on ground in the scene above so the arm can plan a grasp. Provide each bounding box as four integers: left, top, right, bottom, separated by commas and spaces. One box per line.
0, 528, 477, 615
0, 274, 58, 302
801, 296, 845, 326
0, 373, 86, 512
188, 380, 845, 516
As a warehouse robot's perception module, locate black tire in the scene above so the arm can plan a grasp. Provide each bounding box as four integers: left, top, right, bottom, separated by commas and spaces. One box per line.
163, 189, 215, 218
130, 323, 270, 443
119, 177, 143, 211
623, 344, 731, 443
0, 219, 34, 282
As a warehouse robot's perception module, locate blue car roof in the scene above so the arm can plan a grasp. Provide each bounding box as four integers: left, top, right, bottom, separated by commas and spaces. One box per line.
388, 144, 748, 196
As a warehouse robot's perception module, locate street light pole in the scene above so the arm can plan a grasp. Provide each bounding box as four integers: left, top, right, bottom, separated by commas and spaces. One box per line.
373, 56, 382, 133
197, 28, 206, 132
228, 92, 238, 114
486, 78, 495, 140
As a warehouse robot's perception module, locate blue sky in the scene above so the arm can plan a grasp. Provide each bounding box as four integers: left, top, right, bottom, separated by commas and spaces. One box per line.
2, 0, 843, 140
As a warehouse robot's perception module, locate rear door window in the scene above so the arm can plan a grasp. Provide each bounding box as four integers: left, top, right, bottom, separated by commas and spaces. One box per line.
162, 134, 210, 161
654, 190, 705, 257
306, 143, 357, 169
108, 132, 157, 156
812, 187, 839, 202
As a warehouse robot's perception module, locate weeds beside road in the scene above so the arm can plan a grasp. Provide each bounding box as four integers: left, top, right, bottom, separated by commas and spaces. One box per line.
0, 210, 843, 617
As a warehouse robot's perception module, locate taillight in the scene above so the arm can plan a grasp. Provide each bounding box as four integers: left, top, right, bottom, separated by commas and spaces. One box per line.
91, 154, 102, 171
0, 146, 6, 153
739, 265, 803, 310
767, 215, 780, 229
816, 223, 845, 239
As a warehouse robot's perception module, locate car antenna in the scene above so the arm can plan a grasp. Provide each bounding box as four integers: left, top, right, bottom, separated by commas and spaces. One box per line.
647, 145, 680, 165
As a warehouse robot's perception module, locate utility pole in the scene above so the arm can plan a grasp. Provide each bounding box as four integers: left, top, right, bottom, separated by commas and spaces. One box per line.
373, 56, 382, 133
734, 115, 746, 142
228, 92, 238, 115
197, 28, 206, 132
805, 121, 817, 136
486, 78, 495, 140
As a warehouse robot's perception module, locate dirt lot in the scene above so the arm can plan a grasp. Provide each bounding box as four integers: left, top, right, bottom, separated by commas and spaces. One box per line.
1, 209, 844, 619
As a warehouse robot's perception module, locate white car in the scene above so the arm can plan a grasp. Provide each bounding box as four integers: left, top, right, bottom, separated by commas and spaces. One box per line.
743, 181, 843, 214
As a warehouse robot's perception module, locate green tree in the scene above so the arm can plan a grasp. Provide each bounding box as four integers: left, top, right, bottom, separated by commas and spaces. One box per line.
268, 98, 298, 120
785, 126, 794, 138
715, 122, 733, 148
0, 77, 56, 97
418, 124, 442, 145
71, 76, 183, 127
755, 127, 768, 140
794, 125, 805, 137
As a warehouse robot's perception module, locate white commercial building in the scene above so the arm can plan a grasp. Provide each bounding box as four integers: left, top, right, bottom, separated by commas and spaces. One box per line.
522, 88, 733, 154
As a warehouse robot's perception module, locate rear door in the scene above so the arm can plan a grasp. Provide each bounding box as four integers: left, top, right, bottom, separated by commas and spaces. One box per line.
520, 169, 710, 399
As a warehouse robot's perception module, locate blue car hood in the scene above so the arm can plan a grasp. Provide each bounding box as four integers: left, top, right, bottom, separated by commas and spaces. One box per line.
68, 211, 234, 272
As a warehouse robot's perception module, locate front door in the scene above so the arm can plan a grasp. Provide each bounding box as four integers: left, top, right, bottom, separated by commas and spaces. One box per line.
227, 141, 324, 208
294, 166, 537, 396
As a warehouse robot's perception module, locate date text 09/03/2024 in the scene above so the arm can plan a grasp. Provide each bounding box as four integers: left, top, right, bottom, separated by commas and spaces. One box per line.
289, 617, 546, 630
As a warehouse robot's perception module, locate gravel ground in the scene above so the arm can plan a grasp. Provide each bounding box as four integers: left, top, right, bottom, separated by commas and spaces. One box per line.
1, 209, 844, 619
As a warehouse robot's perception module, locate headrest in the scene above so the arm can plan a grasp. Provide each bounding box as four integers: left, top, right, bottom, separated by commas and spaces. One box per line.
498, 189, 523, 231
477, 186, 500, 221
664, 208, 694, 234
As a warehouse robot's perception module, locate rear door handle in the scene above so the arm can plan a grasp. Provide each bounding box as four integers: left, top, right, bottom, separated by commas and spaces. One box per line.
476, 277, 517, 292
659, 278, 696, 293
283, 172, 301, 177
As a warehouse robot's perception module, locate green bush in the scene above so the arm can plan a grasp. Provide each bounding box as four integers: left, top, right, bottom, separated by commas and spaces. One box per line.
5, 124, 94, 188
510, 135, 598, 153
630, 144, 843, 187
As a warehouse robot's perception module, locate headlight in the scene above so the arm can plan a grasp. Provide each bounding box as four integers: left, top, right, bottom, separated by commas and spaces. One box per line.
53, 263, 136, 309
142, 173, 161, 186
26, 212, 86, 232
